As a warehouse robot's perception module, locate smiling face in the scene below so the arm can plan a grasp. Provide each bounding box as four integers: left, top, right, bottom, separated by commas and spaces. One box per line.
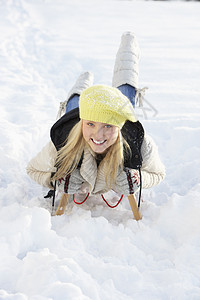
82, 120, 119, 154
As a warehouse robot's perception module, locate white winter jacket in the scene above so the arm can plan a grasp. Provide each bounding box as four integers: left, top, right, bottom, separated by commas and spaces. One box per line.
26, 134, 165, 193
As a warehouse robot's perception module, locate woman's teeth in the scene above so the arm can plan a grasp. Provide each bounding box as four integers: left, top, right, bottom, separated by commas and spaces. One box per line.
92, 139, 106, 145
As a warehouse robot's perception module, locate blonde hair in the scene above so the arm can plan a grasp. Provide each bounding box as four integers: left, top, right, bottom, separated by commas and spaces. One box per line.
100, 132, 129, 188
53, 121, 85, 180
53, 120, 130, 188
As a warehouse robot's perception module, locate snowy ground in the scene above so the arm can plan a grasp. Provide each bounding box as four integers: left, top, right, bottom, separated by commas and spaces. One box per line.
0, 0, 200, 299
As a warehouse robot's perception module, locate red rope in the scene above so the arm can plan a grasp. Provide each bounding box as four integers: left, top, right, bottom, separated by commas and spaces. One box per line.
101, 194, 124, 208
73, 193, 90, 205
73, 193, 124, 208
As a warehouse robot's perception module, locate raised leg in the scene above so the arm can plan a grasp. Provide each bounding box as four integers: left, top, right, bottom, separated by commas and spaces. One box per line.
56, 71, 94, 119
117, 84, 136, 107
112, 31, 140, 90
128, 194, 142, 221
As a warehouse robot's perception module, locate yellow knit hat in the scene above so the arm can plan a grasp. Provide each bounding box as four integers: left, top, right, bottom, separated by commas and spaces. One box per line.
79, 85, 137, 128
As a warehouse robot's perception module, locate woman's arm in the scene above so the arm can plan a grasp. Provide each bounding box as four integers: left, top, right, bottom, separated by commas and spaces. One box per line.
141, 135, 165, 189
26, 141, 57, 189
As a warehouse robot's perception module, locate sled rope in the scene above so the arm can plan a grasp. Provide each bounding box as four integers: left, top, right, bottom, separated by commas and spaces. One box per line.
101, 194, 124, 208
138, 168, 142, 208
56, 193, 141, 220
72, 193, 124, 208
73, 193, 90, 205
135, 87, 158, 119
56, 100, 67, 120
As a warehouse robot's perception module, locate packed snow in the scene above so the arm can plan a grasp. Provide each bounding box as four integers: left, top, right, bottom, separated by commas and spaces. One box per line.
0, 0, 200, 299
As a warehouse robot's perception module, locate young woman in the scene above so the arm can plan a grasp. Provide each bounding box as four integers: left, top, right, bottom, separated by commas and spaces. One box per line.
26, 32, 165, 206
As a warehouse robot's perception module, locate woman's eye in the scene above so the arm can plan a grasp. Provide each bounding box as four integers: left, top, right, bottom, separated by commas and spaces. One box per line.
88, 122, 94, 126
105, 124, 112, 128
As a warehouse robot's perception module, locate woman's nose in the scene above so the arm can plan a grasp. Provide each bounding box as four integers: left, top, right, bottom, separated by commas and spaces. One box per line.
93, 126, 104, 139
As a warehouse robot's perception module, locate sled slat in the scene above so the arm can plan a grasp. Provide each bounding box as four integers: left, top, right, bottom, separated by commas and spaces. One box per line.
128, 194, 142, 221
56, 193, 70, 215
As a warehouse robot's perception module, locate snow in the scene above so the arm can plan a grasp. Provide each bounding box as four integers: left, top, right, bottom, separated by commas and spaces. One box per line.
0, 0, 200, 299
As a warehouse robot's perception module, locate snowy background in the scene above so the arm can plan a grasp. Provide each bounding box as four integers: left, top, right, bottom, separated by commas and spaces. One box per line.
0, 0, 200, 299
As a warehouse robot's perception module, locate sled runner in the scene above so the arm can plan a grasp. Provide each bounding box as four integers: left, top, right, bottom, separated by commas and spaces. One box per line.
55, 193, 142, 221
127, 194, 142, 221
55, 193, 70, 215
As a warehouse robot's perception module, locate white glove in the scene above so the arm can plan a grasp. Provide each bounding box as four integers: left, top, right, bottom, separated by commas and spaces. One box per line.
79, 182, 90, 194
114, 168, 140, 195
57, 169, 88, 194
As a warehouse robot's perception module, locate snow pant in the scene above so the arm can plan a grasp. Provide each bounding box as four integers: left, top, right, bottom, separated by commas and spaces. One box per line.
66, 84, 136, 113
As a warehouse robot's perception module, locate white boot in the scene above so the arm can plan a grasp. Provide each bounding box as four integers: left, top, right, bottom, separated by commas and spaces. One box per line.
56, 71, 94, 119
67, 71, 94, 100
112, 31, 140, 89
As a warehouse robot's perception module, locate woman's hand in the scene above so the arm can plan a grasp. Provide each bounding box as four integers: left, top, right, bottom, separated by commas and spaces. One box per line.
114, 168, 140, 195
79, 182, 90, 194
57, 169, 88, 194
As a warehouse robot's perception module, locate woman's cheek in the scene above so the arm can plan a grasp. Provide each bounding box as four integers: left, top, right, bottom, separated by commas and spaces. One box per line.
82, 124, 89, 142
111, 128, 119, 141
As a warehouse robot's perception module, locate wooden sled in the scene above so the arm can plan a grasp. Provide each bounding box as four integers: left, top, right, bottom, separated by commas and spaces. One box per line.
55, 193, 70, 215
55, 193, 142, 221
127, 194, 142, 221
